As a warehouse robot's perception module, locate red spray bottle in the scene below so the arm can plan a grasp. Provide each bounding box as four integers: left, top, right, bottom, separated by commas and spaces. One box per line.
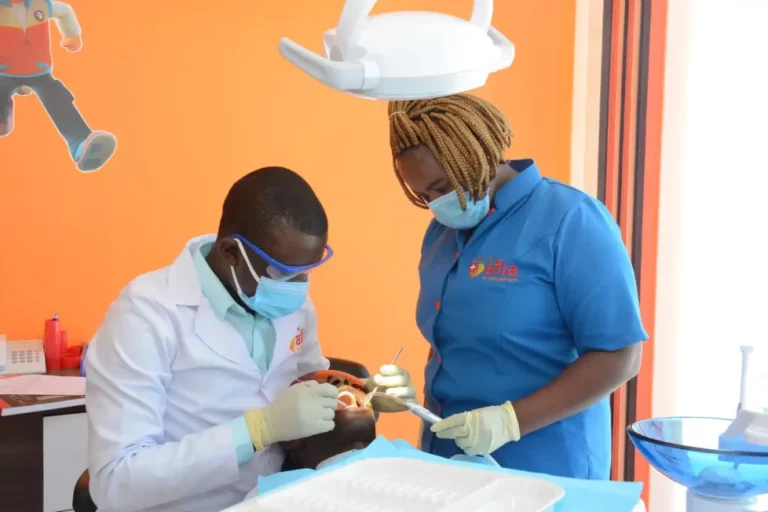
44, 313, 62, 372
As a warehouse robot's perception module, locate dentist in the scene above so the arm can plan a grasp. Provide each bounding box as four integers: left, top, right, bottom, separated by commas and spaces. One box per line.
86, 167, 339, 511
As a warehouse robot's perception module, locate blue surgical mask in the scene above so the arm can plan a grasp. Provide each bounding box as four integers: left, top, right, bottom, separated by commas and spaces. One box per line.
428, 190, 490, 230
230, 240, 309, 319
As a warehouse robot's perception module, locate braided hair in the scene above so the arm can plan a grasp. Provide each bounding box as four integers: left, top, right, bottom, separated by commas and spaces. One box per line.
388, 94, 513, 209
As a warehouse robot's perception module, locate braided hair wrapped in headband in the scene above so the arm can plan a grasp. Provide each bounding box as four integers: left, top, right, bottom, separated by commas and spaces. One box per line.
388, 94, 513, 210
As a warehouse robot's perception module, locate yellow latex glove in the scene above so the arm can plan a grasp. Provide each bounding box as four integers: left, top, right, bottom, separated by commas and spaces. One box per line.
368, 364, 418, 412
431, 402, 521, 456
244, 381, 338, 451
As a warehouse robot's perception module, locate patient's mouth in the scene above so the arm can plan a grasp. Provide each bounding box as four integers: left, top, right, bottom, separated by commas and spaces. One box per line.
337, 386, 371, 410
338, 390, 358, 408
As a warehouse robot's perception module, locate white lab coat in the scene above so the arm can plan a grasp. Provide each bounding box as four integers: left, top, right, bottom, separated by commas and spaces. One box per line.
85, 236, 329, 512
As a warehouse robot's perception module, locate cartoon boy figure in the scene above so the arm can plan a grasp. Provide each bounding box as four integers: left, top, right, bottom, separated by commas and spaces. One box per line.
0, 0, 116, 172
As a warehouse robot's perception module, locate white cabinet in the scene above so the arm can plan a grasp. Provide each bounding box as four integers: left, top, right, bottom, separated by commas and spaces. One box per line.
43, 413, 87, 512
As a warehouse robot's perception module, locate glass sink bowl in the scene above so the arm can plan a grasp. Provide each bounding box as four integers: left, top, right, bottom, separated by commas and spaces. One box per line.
628, 417, 768, 500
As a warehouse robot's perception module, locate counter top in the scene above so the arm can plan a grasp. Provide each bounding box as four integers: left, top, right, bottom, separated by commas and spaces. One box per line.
0, 369, 85, 416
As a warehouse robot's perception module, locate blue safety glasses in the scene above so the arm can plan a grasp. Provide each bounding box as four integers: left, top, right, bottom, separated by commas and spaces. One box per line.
231, 234, 334, 281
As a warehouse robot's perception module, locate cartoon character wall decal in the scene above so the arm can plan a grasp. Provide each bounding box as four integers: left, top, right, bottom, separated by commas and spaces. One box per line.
0, 0, 116, 172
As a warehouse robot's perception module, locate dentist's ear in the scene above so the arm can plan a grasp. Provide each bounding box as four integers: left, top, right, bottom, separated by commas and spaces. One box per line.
216, 238, 243, 267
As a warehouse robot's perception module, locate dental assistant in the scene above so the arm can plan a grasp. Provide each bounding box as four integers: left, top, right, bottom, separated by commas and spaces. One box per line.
86, 167, 339, 512
373, 94, 647, 480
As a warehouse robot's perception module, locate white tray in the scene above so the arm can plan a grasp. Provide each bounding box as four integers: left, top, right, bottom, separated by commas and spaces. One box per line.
226, 456, 565, 512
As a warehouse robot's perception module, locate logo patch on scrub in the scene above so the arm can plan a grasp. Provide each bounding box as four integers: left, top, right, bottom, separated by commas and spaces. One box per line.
34, 10, 45, 21
468, 258, 518, 282
468, 262, 485, 278
289, 327, 305, 353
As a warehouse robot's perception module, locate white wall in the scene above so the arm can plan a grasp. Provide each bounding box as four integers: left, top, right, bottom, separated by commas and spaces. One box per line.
652, 1, 768, 510
569, 0, 603, 198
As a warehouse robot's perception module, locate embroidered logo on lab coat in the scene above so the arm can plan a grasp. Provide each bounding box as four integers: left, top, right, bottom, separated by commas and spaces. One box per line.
469, 258, 518, 282
289, 327, 305, 353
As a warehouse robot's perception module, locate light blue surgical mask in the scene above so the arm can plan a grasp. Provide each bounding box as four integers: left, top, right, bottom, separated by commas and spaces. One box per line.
230, 240, 309, 319
428, 189, 490, 230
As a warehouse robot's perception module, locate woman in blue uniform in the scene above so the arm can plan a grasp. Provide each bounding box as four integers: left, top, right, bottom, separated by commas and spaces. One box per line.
372, 94, 647, 480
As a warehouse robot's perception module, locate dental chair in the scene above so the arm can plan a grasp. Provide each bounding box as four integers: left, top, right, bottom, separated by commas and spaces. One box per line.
72, 358, 372, 512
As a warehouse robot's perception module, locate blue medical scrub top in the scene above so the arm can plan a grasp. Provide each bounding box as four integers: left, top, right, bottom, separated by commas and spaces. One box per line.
418, 160, 647, 480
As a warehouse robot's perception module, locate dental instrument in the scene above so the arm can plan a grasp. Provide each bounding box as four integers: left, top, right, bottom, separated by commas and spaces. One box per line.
278, 0, 515, 100
366, 391, 502, 468
369, 345, 403, 396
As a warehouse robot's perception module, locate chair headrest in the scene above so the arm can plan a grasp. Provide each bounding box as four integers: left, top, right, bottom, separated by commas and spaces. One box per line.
327, 357, 371, 380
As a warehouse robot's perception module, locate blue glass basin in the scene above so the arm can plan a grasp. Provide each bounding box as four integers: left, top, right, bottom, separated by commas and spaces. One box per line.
628, 417, 768, 500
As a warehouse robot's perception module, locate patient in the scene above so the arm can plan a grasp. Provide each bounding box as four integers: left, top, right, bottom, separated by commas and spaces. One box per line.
244, 370, 376, 499
281, 369, 377, 470
244, 372, 645, 510
244, 370, 506, 501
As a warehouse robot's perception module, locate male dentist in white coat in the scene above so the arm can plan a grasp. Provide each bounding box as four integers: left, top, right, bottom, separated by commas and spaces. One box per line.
85, 167, 340, 512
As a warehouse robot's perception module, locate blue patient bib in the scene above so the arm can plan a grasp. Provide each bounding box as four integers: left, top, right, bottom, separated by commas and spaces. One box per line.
252, 437, 643, 511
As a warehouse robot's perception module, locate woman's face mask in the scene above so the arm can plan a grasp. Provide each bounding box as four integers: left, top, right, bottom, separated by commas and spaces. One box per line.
395, 147, 491, 230
229, 238, 309, 319
428, 190, 490, 230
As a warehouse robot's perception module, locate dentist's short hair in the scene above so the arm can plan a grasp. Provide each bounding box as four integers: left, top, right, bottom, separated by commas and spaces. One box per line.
217, 167, 328, 244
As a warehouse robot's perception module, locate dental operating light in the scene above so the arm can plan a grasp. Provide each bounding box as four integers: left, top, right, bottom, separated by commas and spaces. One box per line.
278, 0, 515, 100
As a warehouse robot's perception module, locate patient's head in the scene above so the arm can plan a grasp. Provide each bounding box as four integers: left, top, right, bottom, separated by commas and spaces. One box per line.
282, 370, 376, 470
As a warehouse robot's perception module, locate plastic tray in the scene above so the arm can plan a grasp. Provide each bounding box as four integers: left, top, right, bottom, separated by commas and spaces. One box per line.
226, 456, 565, 512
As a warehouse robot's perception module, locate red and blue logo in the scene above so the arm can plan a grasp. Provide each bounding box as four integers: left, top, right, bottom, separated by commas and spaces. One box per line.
468, 258, 518, 282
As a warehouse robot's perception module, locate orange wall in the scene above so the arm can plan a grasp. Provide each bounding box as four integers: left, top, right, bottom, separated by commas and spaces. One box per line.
0, 1, 576, 443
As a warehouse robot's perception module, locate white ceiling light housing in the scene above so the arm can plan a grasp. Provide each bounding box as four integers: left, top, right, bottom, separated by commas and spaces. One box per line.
278, 0, 515, 101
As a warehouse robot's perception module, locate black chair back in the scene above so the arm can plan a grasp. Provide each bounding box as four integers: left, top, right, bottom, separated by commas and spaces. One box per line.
327, 357, 371, 380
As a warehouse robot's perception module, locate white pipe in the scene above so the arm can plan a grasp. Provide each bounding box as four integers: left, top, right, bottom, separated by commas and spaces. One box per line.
739, 345, 754, 411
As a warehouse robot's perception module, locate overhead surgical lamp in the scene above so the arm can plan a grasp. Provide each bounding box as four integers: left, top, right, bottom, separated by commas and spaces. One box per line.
278, 0, 515, 100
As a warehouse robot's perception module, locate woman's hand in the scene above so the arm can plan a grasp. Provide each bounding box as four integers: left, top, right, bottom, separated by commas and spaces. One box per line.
431, 402, 520, 456
513, 344, 642, 436
432, 345, 640, 455
368, 365, 417, 412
